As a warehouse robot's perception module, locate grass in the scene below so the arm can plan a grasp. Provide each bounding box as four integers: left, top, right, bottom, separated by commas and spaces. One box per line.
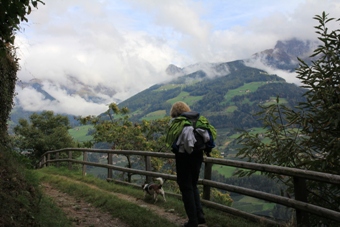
262, 97, 288, 106
227, 127, 268, 140
36, 168, 177, 227
142, 110, 167, 121
36, 196, 73, 227
213, 165, 236, 178
232, 196, 275, 215
35, 166, 268, 227
154, 84, 182, 91
225, 105, 238, 113
68, 125, 93, 142
0, 149, 72, 227
166, 91, 203, 106
223, 82, 266, 103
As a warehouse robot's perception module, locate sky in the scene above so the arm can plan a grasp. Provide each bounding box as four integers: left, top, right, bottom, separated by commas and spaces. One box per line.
14, 0, 340, 116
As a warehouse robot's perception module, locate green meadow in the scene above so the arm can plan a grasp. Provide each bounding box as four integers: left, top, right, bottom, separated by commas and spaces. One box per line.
262, 96, 288, 106
166, 91, 203, 106
142, 110, 166, 121
232, 195, 276, 216
223, 82, 266, 103
154, 84, 183, 91
213, 165, 236, 178
68, 125, 93, 142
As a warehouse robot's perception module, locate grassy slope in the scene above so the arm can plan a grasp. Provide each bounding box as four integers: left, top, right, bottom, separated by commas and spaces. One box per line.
143, 81, 271, 120
68, 124, 93, 142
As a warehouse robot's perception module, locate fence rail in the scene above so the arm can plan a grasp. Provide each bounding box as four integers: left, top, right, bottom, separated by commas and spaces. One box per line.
39, 148, 340, 227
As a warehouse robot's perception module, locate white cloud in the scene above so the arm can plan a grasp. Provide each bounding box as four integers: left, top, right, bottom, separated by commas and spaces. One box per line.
15, 83, 109, 116
244, 59, 301, 86
14, 0, 340, 115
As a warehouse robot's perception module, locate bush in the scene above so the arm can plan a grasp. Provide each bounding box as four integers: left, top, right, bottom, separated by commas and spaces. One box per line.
0, 145, 42, 227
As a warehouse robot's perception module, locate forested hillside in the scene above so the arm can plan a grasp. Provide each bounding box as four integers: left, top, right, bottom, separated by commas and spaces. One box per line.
118, 60, 306, 131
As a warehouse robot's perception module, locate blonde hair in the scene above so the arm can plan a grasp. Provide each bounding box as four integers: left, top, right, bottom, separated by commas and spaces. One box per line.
170, 101, 191, 118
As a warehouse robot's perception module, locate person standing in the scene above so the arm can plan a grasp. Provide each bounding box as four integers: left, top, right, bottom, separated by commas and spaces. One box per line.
166, 101, 216, 227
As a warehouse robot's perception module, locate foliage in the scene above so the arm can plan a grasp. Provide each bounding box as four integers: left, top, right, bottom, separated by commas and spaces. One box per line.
0, 146, 42, 226
209, 188, 233, 207
0, 0, 44, 146
235, 12, 340, 226
0, 46, 18, 145
293, 12, 340, 174
0, 0, 44, 49
0, 1, 46, 227
13, 111, 77, 164
80, 103, 170, 152
79, 103, 171, 181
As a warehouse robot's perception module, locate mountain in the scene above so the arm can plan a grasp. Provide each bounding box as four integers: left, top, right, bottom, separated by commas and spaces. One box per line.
9, 75, 120, 130
251, 38, 318, 71
16, 75, 119, 104
115, 38, 318, 130
117, 59, 307, 130
10, 38, 313, 131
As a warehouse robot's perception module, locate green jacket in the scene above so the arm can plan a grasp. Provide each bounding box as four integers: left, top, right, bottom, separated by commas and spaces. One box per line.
165, 115, 217, 147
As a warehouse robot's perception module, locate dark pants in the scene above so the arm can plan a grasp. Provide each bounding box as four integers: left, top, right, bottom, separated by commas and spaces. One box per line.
175, 150, 204, 226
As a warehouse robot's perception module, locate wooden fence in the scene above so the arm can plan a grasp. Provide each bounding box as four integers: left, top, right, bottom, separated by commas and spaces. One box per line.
39, 148, 340, 227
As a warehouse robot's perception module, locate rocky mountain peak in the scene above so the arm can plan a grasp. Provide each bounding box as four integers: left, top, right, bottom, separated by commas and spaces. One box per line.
251, 38, 318, 71
165, 64, 183, 76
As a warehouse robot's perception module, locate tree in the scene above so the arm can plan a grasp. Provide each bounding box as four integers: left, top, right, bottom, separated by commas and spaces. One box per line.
293, 12, 340, 174
235, 12, 340, 226
0, 0, 44, 51
13, 111, 76, 164
0, 2, 44, 226
0, 0, 44, 146
79, 103, 171, 182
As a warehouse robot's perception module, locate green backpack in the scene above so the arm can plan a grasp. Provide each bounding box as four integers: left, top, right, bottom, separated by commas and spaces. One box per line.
166, 111, 216, 155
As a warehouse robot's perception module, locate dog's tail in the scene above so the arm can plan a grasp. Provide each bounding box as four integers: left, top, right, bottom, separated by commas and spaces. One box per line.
155, 177, 164, 186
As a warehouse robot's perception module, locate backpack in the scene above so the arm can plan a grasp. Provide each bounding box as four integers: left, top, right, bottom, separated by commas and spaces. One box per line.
165, 111, 216, 156
181, 111, 208, 151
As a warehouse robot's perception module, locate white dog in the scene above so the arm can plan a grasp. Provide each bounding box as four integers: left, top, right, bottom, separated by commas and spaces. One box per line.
141, 177, 166, 203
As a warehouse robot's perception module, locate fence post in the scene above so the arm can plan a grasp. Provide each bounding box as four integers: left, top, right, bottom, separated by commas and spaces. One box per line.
47, 153, 50, 167
293, 177, 310, 227
203, 162, 212, 200
56, 152, 59, 167
145, 156, 151, 183
43, 155, 47, 168
68, 150, 72, 170
108, 153, 113, 179
82, 152, 87, 176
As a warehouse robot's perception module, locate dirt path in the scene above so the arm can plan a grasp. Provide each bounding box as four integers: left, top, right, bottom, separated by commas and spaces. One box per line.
41, 177, 189, 227
42, 183, 129, 227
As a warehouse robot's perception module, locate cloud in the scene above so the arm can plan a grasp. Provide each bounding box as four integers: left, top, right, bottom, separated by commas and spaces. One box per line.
15, 82, 109, 116
14, 0, 340, 115
244, 59, 301, 86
